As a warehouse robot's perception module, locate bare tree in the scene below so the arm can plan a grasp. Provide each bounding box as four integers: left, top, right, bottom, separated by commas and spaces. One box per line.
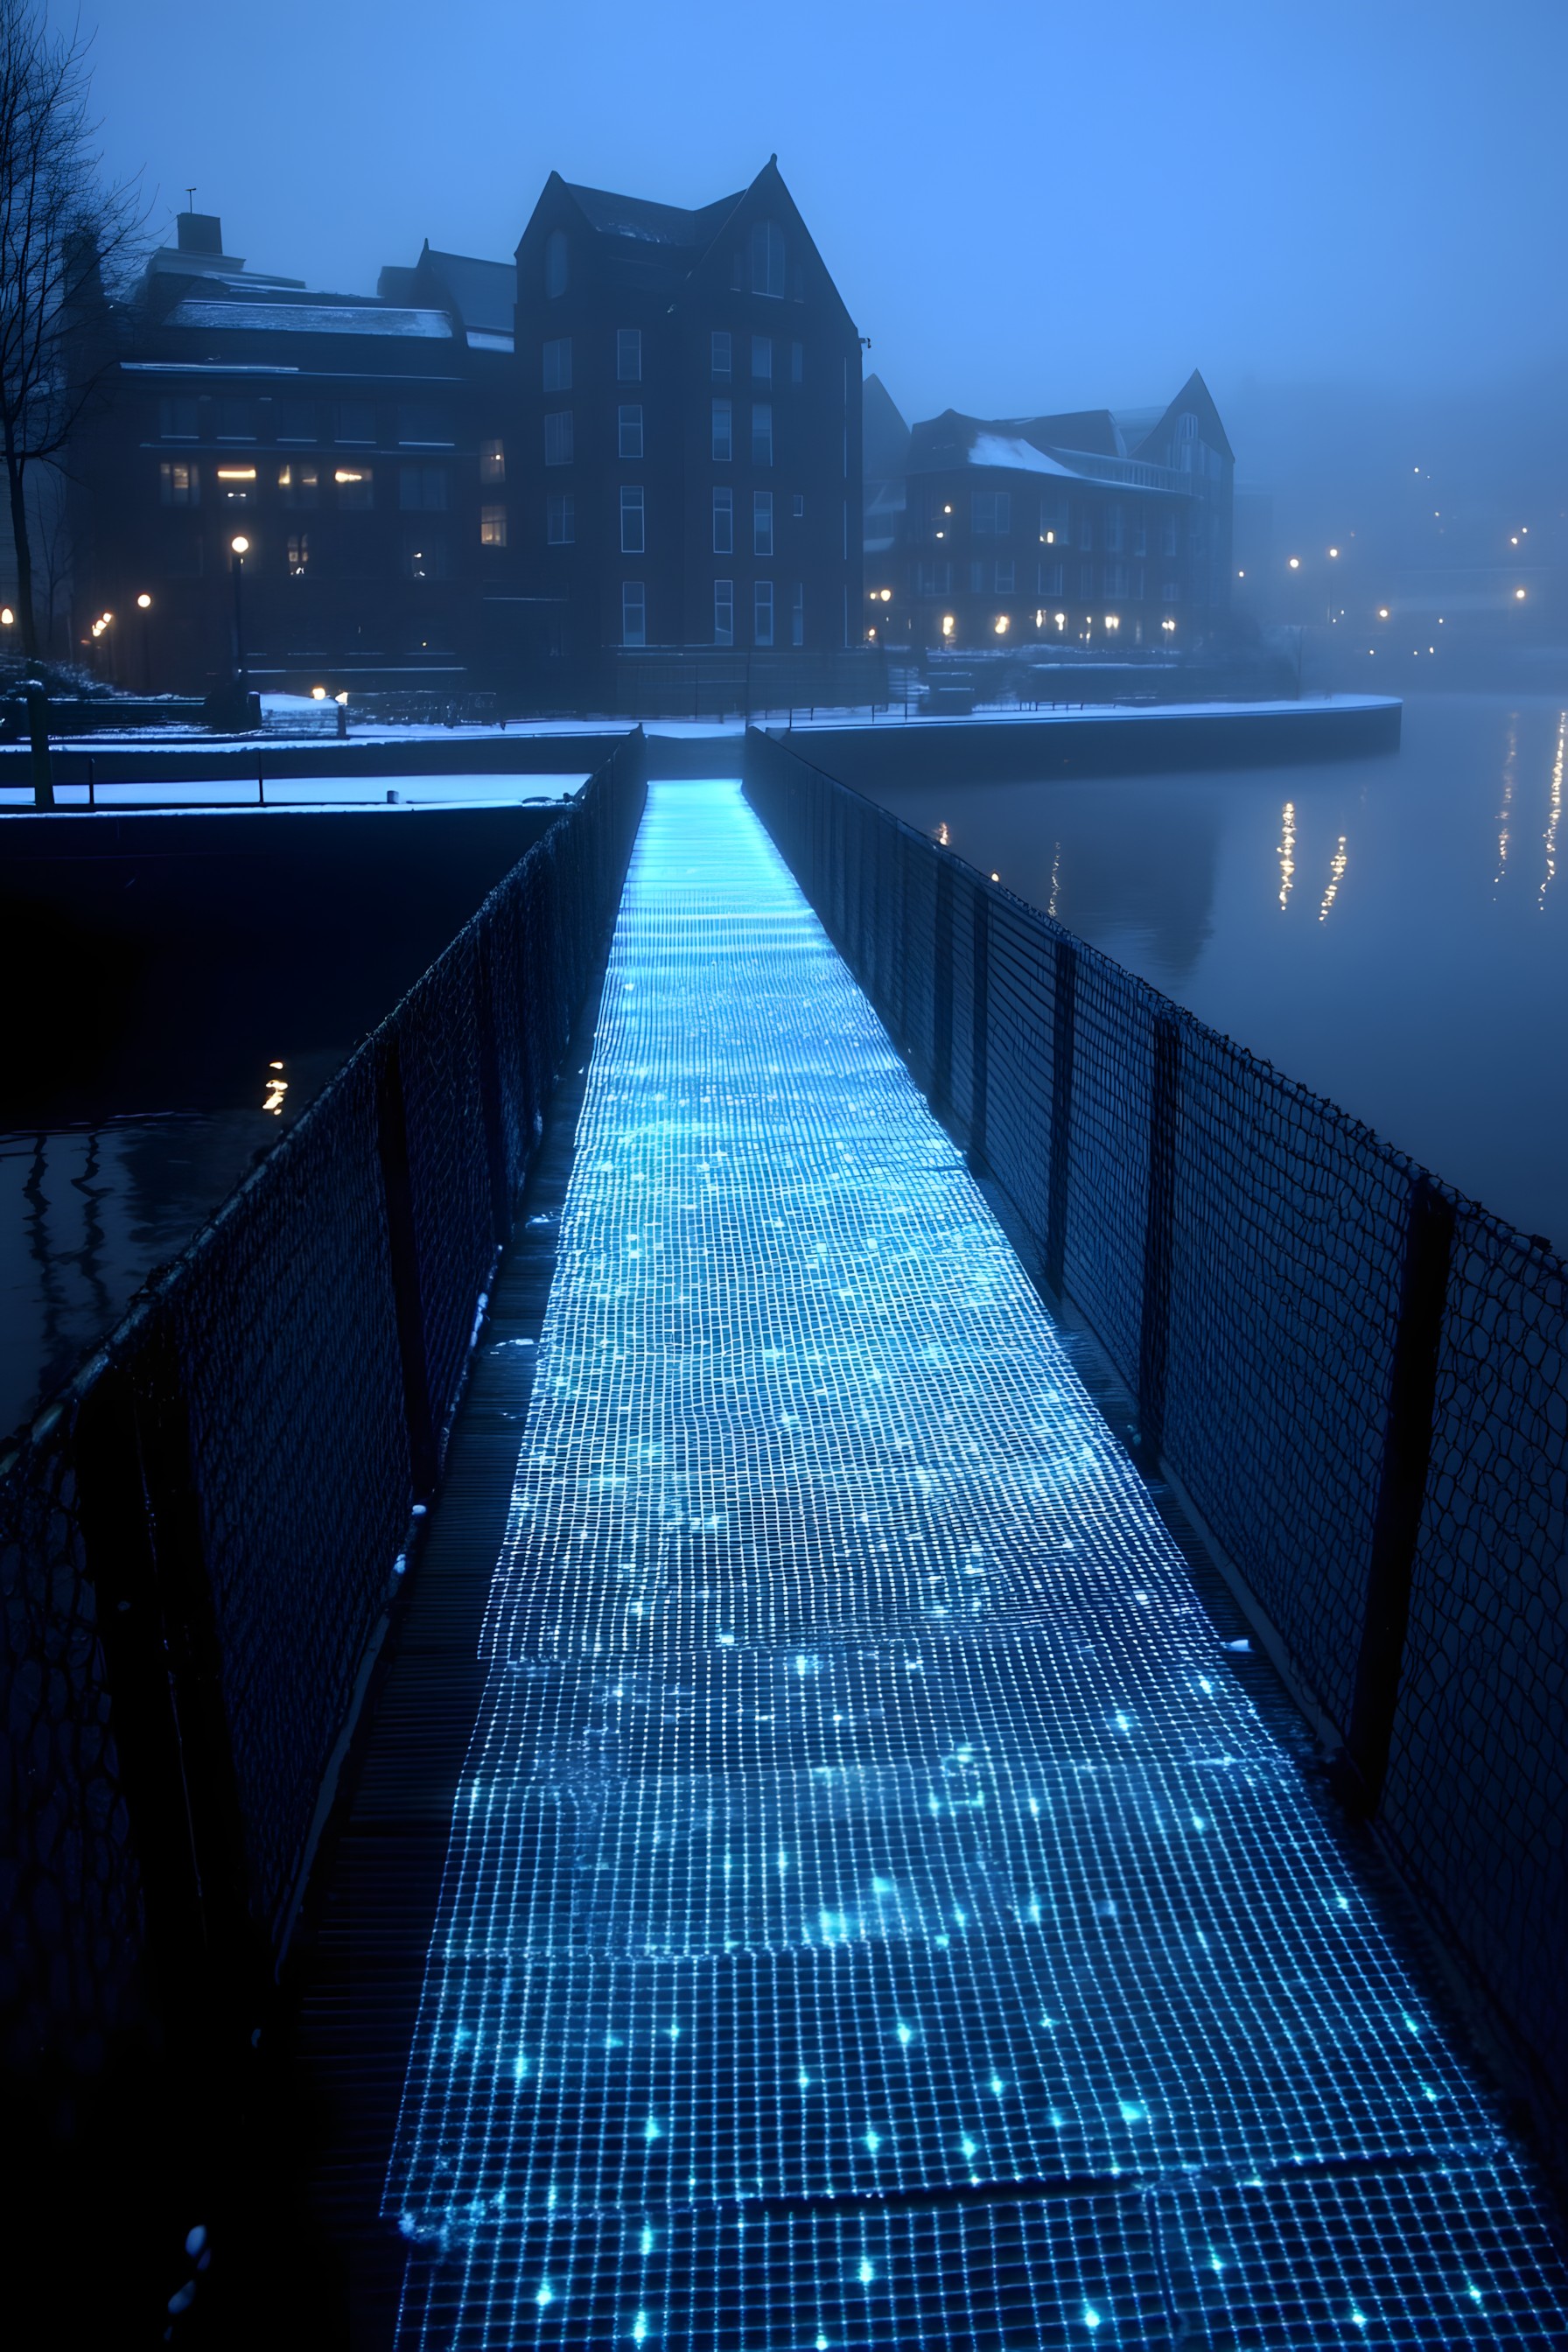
0, 2, 141, 661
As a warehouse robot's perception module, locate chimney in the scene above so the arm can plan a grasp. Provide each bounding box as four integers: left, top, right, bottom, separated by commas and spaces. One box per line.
177, 212, 224, 256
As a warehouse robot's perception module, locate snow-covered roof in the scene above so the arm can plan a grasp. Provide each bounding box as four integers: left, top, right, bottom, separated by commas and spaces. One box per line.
421, 248, 515, 334
562, 180, 738, 248
166, 298, 452, 340
967, 433, 1078, 479
466, 329, 514, 352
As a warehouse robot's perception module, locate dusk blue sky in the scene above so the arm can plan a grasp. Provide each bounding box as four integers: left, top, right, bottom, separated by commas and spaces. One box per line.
80, 0, 1566, 437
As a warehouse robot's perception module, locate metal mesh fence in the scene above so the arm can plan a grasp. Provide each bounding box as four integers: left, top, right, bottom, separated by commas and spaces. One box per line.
0, 738, 645, 2101
744, 724, 1568, 2185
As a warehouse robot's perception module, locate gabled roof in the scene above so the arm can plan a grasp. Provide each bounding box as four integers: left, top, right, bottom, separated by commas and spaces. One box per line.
419, 247, 516, 335
558, 181, 741, 252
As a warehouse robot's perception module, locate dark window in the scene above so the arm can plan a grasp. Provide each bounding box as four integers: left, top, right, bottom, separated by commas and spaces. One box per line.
480, 438, 506, 484
403, 532, 448, 579
1132, 514, 1147, 556
547, 493, 574, 545
752, 333, 772, 382
543, 337, 572, 392
971, 490, 1011, 536
215, 398, 257, 440
713, 578, 733, 646
710, 329, 732, 380
1161, 518, 1179, 557
1039, 495, 1068, 543
711, 397, 732, 463
753, 488, 774, 556
277, 399, 316, 444
789, 340, 803, 385
750, 219, 785, 298
751, 402, 773, 466
545, 228, 569, 298
617, 327, 641, 382
1104, 503, 1125, 555
753, 578, 774, 645
712, 486, 733, 555
995, 559, 1015, 594
397, 402, 454, 446
1078, 512, 1095, 550
792, 492, 804, 519
336, 402, 376, 444
158, 396, 199, 438
618, 404, 644, 459
620, 484, 645, 556
621, 580, 646, 646
792, 582, 804, 647
544, 410, 574, 466
399, 465, 449, 511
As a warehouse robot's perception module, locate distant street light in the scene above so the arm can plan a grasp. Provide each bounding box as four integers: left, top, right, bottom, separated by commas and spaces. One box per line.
136, 592, 153, 689
229, 534, 251, 693
1288, 556, 1300, 570
1515, 587, 1528, 601
1, 605, 12, 627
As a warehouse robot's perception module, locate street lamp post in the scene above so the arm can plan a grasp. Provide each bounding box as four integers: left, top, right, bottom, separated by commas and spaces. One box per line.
229, 536, 251, 694
136, 592, 153, 690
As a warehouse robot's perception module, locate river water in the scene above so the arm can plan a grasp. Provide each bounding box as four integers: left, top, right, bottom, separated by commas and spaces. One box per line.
867, 693, 1568, 1253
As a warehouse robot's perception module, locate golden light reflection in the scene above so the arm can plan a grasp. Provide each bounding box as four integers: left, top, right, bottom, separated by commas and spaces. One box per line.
1278, 801, 1296, 911
1540, 711, 1564, 913
263, 1059, 290, 1116
1318, 836, 1348, 923
1494, 721, 1517, 893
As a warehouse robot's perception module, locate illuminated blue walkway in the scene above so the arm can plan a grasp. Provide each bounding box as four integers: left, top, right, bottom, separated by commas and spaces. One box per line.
386, 780, 1566, 2347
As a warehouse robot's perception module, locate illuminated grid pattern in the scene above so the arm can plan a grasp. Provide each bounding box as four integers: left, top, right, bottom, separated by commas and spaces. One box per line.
386, 780, 1567, 2346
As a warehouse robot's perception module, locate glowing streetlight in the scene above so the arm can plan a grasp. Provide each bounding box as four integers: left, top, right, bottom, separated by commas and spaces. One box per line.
311, 684, 328, 700
993, 615, 1009, 635
229, 535, 251, 695
0, 606, 12, 626
136, 592, 152, 610
1288, 556, 1300, 570
1161, 617, 1176, 635
1377, 606, 1390, 620
135, 592, 155, 687
1328, 547, 1340, 558
941, 614, 955, 637
1515, 587, 1527, 601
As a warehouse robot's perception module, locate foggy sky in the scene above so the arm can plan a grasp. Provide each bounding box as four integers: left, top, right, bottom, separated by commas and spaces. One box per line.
77, 0, 1567, 432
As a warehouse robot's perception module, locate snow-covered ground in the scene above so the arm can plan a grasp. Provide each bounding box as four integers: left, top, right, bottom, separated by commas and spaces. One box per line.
0, 772, 589, 812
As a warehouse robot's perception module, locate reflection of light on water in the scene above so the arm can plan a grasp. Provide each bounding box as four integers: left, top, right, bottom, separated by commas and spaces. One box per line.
1318, 836, 1348, 923
1539, 713, 1564, 911
262, 1058, 289, 1116
1047, 841, 1061, 920
1278, 802, 1296, 911
1494, 721, 1517, 892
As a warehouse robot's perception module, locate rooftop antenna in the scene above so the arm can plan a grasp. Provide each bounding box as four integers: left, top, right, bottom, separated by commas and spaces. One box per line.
185, 186, 196, 212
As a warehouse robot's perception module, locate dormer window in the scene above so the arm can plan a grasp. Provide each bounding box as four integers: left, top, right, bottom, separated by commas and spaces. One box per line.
750, 219, 786, 298
545, 228, 569, 299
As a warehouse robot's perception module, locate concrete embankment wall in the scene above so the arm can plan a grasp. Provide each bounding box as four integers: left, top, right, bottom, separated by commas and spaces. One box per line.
0, 727, 637, 788
0, 738, 647, 2110
744, 723, 1565, 2188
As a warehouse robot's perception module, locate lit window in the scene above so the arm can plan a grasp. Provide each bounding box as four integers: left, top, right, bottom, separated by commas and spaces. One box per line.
792, 581, 804, 648
542, 337, 572, 393
215, 397, 256, 441
620, 484, 645, 555
789, 340, 802, 386
546, 493, 574, 545
480, 503, 508, 547
617, 327, 641, 382
545, 228, 568, 298
972, 490, 1011, 536
336, 402, 376, 445
753, 578, 774, 646
277, 400, 316, 444
158, 396, 198, 439
335, 466, 374, 509
750, 218, 785, 298
1039, 495, 1068, 542
399, 465, 448, 511
710, 330, 732, 381
752, 334, 773, 382
751, 402, 773, 466
215, 464, 256, 506
621, 580, 646, 646
712, 486, 733, 555
158, 459, 200, 508
619, 404, 644, 459
480, 438, 506, 484
287, 533, 309, 576
792, 492, 804, 519
544, 410, 574, 466
753, 488, 774, 556
711, 397, 732, 463
279, 463, 318, 510
714, 578, 733, 646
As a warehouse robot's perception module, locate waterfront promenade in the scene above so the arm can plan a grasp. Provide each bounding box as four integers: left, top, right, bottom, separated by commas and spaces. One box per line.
381, 780, 1565, 2346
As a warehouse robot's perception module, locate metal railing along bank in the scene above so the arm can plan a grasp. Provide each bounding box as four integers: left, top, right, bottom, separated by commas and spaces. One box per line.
0, 737, 646, 2100
744, 724, 1567, 2184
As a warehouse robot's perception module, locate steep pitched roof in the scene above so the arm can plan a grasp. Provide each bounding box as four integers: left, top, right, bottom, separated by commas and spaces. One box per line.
558, 181, 741, 252
419, 247, 515, 335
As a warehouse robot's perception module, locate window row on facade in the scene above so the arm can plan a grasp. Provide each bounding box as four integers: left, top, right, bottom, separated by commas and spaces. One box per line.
538, 328, 807, 391
544, 216, 795, 304
155, 396, 497, 468
924, 486, 1186, 557
617, 578, 806, 649
908, 556, 1182, 602
542, 400, 786, 467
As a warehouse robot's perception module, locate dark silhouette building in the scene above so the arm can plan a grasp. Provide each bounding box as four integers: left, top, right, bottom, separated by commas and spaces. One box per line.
66, 162, 864, 704
510, 159, 864, 694
864, 371, 1234, 655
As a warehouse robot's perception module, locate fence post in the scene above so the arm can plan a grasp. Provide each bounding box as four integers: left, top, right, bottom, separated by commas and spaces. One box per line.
968, 886, 990, 1175
1045, 937, 1078, 1295
931, 858, 955, 1118
1138, 1012, 1180, 1455
374, 1038, 438, 1496
1343, 1177, 1456, 1812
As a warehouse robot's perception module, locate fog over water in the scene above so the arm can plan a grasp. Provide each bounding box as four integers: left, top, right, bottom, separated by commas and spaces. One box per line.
870, 695, 1568, 1251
